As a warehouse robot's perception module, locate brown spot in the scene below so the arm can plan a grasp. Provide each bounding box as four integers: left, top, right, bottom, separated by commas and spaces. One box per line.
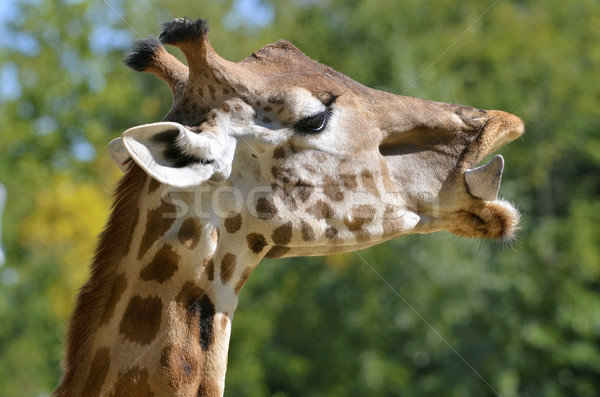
271, 165, 295, 184
224, 212, 242, 234
361, 170, 380, 197
272, 183, 298, 211
247, 233, 268, 253
119, 295, 162, 345
271, 222, 292, 245
220, 253, 237, 284
82, 347, 110, 396
222, 88, 231, 95
235, 266, 254, 294
100, 273, 127, 325
175, 282, 215, 351
344, 205, 376, 231
300, 220, 315, 242
264, 106, 273, 112
123, 209, 139, 257
354, 229, 371, 242
273, 146, 286, 159
110, 367, 153, 397
344, 205, 376, 242
323, 175, 344, 202
256, 197, 278, 219
140, 244, 179, 283
338, 160, 358, 190
160, 345, 200, 389
208, 84, 216, 101
296, 186, 312, 203
178, 218, 202, 249
205, 258, 215, 281
265, 246, 290, 258
308, 200, 335, 219
325, 226, 338, 240
137, 201, 177, 259
340, 173, 358, 190
382, 205, 400, 237
148, 178, 161, 194
220, 102, 231, 113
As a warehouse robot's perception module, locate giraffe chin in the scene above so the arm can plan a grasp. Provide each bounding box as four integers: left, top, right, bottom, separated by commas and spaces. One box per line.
447, 198, 520, 241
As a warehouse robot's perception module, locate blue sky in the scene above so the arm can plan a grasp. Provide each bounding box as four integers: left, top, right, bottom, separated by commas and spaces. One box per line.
224, 0, 274, 29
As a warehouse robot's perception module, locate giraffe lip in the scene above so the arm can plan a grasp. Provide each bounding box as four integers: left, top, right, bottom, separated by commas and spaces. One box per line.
464, 154, 504, 201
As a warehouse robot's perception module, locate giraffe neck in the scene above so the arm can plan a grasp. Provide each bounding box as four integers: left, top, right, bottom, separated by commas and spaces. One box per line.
55, 166, 263, 397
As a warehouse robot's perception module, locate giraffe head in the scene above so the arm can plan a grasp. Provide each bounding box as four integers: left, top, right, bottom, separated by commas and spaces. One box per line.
110, 18, 524, 259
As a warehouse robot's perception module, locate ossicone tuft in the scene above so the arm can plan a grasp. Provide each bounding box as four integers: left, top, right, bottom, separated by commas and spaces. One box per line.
123, 37, 163, 72
159, 17, 209, 45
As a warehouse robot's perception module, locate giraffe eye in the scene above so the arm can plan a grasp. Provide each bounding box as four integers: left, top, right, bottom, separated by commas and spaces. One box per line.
296, 109, 331, 133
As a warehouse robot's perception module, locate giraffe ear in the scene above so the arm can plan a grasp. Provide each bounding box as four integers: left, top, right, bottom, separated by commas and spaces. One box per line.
121, 122, 236, 188
108, 137, 131, 173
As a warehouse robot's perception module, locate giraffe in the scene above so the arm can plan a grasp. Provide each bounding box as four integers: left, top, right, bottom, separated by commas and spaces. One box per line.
54, 18, 524, 396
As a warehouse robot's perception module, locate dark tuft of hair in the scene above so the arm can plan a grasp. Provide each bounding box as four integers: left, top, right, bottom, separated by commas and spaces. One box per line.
159, 17, 209, 45
123, 37, 162, 72
152, 129, 213, 168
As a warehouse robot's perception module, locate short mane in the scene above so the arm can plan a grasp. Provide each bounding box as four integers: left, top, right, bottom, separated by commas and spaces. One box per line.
54, 162, 146, 396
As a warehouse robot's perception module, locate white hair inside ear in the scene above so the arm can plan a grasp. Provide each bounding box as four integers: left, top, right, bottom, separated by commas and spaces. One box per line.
173, 128, 235, 181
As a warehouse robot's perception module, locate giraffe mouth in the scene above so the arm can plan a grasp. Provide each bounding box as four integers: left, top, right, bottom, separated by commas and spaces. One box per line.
443, 111, 524, 240
460, 110, 524, 202
444, 152, 521, 240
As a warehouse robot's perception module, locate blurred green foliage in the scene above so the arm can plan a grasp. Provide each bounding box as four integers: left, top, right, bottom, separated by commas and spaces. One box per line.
0, 0, 599, 396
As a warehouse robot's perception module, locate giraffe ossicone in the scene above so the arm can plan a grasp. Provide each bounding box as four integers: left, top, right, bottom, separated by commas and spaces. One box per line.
55, 18, 524, 396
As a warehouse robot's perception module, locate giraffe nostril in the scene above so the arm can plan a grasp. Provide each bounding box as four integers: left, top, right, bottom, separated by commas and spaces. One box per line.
378, 126, 460, 158
378, 132, 411, 157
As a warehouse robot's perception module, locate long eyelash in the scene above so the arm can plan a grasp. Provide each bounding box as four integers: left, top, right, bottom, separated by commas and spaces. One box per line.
295, 109, 332, 133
